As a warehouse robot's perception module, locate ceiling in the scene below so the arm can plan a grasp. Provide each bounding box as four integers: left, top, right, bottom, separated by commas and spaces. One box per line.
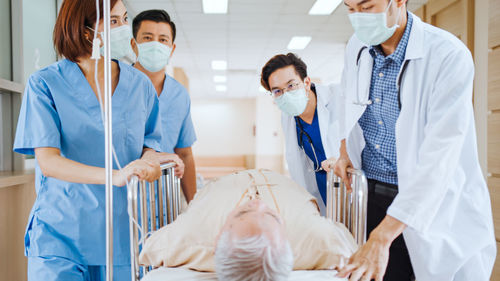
126, 0, 426, 99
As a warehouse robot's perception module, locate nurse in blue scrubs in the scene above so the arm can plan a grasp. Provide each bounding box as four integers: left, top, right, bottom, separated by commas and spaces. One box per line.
131, 10, 197, 202
13, 0, 165, 280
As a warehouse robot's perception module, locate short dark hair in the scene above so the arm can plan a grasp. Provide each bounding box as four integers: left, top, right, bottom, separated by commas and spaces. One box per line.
132, 9, 176, 42
260, 53, 308, 91
53, 0, 119, 62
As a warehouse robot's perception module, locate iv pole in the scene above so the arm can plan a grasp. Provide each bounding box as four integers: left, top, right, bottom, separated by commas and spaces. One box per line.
102, 0, 114, 280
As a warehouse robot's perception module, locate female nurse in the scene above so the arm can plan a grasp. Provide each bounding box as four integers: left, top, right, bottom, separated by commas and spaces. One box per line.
13, 0, 168, 280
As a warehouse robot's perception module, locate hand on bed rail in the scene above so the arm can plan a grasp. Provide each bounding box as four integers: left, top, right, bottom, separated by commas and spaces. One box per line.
323, 140, 354, 191
142, 151, 185, 178
113, 159, 161, 186
322, 156, 353, 192
156, 152, 185, 178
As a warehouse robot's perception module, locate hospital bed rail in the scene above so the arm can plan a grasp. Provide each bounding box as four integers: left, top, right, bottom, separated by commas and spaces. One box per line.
326, 168, 368, 246
127, 167, 367, 281
128, 162, 182, 281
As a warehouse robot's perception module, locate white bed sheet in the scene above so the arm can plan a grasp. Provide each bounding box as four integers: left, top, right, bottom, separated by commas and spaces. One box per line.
141, 267, 347, 281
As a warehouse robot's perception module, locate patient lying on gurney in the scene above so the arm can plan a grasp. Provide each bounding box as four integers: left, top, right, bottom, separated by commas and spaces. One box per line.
139, 169, 357, 281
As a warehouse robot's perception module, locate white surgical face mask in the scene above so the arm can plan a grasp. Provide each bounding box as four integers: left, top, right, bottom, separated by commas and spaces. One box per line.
136, 41, 172, 72
275, 87, 309, 116
101, 25, 135, 60
348, 0, 402, 46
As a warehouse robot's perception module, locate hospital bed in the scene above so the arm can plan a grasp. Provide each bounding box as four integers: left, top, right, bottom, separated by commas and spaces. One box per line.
127, 165, 368, 281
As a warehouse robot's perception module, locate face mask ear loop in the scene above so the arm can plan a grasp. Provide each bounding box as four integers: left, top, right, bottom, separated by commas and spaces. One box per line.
91, 38, 102, 60
386, 0, 402, 29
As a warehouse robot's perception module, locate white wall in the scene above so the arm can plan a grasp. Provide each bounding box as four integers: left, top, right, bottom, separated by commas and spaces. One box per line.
191, 98, 256, 157
22, 0, 57, 83
254, 95, 285, 171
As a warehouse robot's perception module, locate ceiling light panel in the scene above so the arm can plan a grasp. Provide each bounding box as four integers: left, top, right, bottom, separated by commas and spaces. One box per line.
211, 60, 227, 70
202, 0, 228, 14
287, 36, 312, 50
308, 0, 342, 15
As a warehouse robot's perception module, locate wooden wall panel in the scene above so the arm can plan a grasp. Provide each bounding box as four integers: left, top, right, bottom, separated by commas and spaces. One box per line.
414, 5, 426, 20
424, 0, 474, 53
493, 240, 500, 281
426, 0, 457, 19
489, 48, 500, 111
431, 0, 464, 39
195, 155, 247, 168
173, 67, 189, 92
489, 176, 500, 240
489, 112, 500, 175
489, 0, 500, 278
0, 181, 36, 281
489, 0, 500, 49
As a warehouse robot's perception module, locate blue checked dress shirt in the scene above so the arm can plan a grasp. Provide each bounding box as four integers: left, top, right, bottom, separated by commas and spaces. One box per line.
358, 13, 413, 185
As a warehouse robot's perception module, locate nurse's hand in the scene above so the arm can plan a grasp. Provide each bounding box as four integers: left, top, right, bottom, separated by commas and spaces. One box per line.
321, 157, 337, 172
155, 152, 185, 179
113, 159, 161, 186
141, 150, 185, 178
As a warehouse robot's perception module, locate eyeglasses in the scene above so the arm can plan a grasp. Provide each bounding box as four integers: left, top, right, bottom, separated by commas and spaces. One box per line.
270, 82, 302, 98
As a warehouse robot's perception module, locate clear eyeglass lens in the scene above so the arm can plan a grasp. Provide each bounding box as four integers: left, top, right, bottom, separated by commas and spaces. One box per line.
272, 89, 283, 97
288, 83, 298, 91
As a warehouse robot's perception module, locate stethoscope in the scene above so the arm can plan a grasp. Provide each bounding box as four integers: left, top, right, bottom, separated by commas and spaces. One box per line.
295, 116, 323, 173
354, 46, 410, 110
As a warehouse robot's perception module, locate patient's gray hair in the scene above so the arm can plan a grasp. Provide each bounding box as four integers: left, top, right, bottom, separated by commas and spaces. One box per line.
214, 231, 294, 281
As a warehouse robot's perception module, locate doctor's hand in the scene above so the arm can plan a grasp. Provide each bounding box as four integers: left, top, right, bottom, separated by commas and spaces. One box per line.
337, 216, 406, 281
321, 157, 337, 172
333, 155, 353, 191
336, 231, 390, 281
113, 159, 161, 186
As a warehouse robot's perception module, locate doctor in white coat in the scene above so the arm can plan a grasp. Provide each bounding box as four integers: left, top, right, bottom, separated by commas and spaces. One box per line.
328, 0, 496, 280
260, 53, 343, 214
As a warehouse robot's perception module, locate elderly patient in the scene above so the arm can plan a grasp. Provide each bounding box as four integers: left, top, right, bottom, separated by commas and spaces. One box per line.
139, 169, 357, 281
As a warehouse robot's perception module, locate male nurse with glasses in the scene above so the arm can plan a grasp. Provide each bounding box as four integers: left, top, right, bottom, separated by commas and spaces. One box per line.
260, 53, 343, 214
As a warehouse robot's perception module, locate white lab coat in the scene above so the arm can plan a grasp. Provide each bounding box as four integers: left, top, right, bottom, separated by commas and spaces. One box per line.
282, 83, 343, 215
341, 13, 496, 280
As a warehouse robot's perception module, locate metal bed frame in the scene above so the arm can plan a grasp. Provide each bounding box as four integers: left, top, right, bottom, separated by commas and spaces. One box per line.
127, 167, 368, 281
128, 162, 182, 281
326, 168, 368, 246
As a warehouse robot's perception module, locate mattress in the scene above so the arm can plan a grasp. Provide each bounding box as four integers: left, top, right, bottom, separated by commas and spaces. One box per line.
141, 267, 347, 281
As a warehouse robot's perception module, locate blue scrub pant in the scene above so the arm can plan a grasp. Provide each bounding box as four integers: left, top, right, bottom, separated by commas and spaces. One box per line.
28, 256, 131, 281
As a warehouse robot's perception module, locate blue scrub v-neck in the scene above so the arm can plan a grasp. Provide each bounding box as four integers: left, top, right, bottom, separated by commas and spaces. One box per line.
14, 58, 162, 265
295, 109, 328, 204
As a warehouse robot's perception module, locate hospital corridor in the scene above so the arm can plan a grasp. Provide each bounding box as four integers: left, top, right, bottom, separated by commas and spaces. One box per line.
0, 0, 499, 280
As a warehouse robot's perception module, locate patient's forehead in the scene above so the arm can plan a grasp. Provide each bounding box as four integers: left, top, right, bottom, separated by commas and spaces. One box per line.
228, 212, 283, 242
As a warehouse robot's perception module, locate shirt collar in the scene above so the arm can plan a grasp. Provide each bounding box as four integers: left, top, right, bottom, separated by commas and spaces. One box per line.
369, 12, 413, 64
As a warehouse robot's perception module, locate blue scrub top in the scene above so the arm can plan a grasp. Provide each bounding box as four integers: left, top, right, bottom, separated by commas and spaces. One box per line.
158, 74, 197, 153
13, 59, 162, 265
295, 109, 327, 204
